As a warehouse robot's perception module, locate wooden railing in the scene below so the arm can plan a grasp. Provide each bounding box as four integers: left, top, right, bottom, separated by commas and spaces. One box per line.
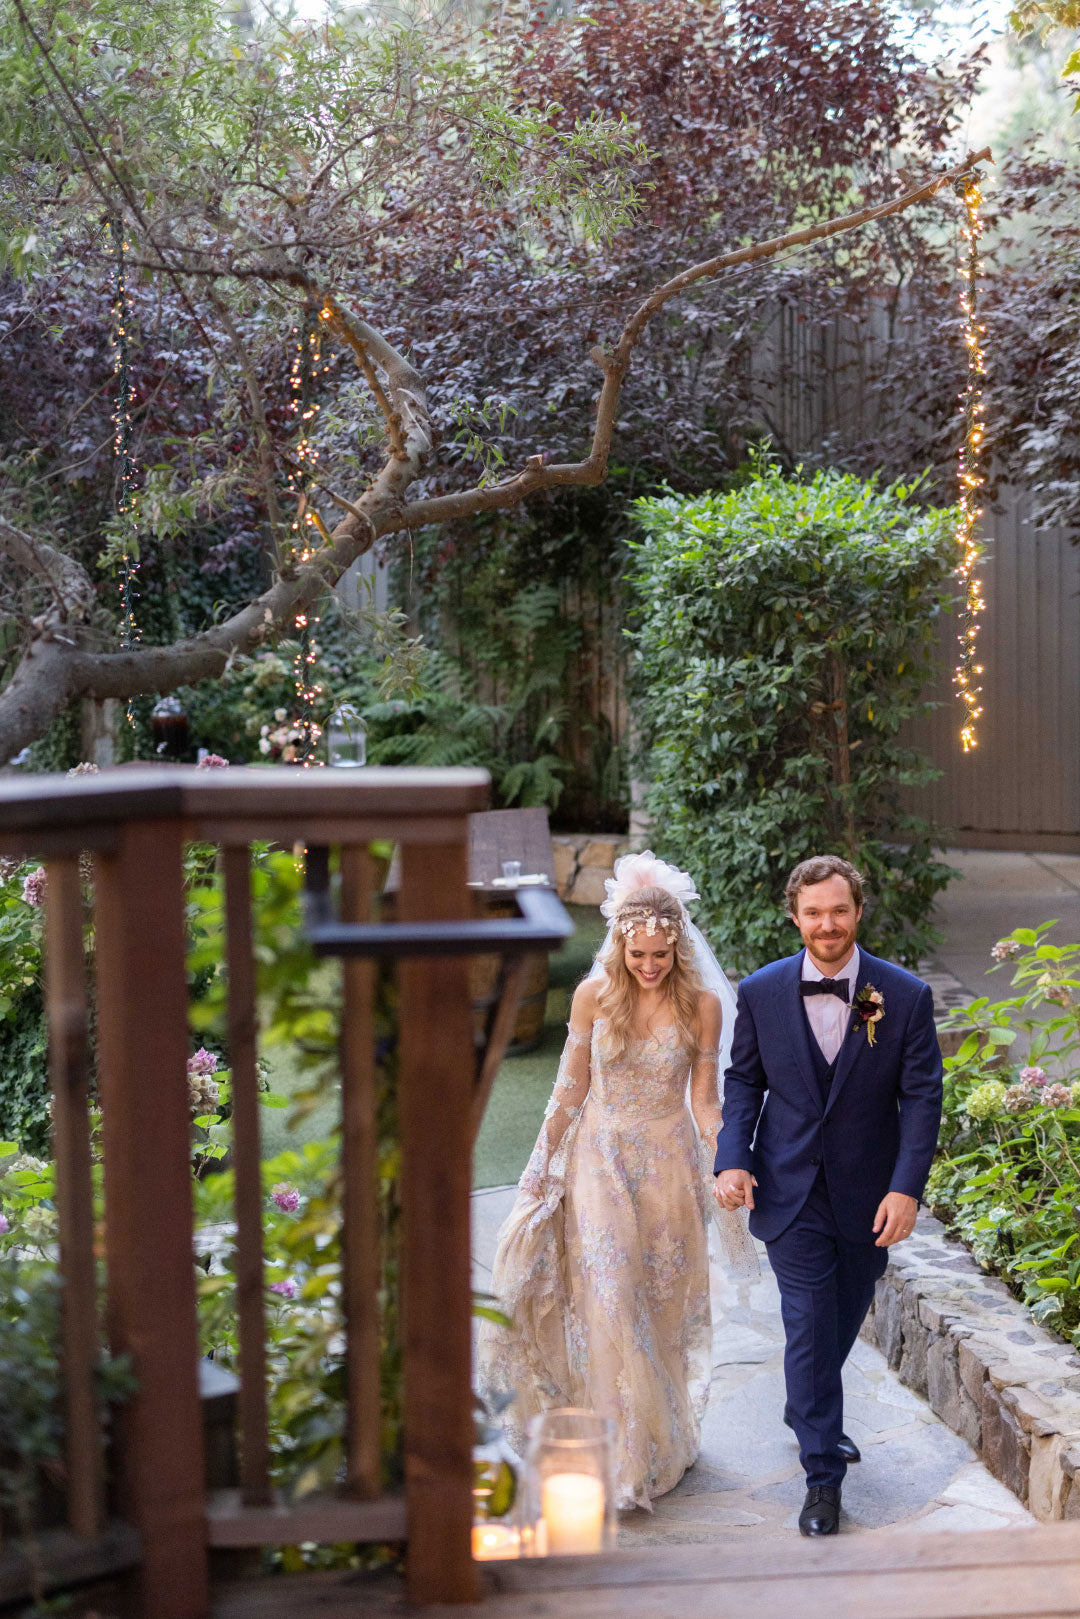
0, 766, 569, 1617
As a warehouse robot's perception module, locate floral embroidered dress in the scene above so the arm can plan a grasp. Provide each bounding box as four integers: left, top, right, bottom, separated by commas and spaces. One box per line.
476, 1016, 721, 1511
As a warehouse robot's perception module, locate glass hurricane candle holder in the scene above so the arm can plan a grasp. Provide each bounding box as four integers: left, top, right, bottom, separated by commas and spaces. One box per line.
523, 1408, 615, 1556
324, 703, 367, 768
472, 1399, 522, 1562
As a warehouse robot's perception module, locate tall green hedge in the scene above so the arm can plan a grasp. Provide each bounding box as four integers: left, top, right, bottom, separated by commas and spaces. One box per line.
628, 463, 957, 974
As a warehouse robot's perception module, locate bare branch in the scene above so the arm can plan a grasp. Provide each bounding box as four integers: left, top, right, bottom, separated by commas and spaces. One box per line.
399, 146, 994, 529
210, 297, 287, 546
0, 150, 988, 762
0, 518, 95, 626
317, 296, 410, 460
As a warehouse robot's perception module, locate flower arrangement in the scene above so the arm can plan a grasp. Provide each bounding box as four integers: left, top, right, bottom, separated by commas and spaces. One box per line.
852, 984, 885, 1046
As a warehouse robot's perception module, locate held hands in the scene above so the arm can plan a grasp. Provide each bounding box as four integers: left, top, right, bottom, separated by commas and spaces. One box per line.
715, 1169, 757, 1212
873, 1191, 918, 1248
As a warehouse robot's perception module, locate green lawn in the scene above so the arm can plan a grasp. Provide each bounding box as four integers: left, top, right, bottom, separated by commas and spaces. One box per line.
473, 904, 607, 1189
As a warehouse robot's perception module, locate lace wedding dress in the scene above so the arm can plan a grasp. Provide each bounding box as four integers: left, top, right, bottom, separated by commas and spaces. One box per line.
476, 1014, 753, 1511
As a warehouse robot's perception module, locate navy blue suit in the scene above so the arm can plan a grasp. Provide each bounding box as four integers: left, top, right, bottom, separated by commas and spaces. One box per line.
713, 946, 942, 1488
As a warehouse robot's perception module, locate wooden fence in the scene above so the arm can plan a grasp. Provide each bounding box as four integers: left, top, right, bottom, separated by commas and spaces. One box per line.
0, 766, 574, 1617
750, 299, 1080, 850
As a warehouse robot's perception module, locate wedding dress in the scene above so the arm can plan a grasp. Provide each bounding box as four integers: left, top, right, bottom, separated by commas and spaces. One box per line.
476, 854, 757, 1512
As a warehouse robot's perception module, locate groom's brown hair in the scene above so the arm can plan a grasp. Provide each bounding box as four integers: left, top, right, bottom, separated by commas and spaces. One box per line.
785, 855, 864, 915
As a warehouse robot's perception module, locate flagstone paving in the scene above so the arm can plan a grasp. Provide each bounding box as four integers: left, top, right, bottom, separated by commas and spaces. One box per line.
471, 1185, 1034, 1547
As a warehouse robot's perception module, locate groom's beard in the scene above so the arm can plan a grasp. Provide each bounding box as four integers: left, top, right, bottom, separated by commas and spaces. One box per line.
800, 925, 858, 969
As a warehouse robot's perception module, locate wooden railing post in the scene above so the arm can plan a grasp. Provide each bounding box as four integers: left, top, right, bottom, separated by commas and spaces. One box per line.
95, 820, 208, 1619
45, 855, 103, 1538
340, 846, 381, 1500
398, 838, 478, 1605
223, 848, 272, 1506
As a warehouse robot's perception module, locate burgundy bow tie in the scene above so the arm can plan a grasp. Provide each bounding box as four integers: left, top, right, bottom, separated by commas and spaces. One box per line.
801, 978, 849, 1002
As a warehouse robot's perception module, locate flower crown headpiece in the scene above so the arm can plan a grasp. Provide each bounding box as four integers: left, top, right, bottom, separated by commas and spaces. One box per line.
601, 851, 698, 942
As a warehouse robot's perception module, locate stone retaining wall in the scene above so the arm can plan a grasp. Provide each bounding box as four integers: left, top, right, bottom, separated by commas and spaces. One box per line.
864, 1211, 1080, 1521
551, 834, 631, 906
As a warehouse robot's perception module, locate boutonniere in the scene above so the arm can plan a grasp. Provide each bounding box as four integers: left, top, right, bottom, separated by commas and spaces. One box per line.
852, 984, 885, 1046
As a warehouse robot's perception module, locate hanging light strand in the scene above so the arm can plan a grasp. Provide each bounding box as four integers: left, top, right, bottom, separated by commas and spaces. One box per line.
282, 301, 329, 766
953, 172, 988, 753
110, 217, 140, 715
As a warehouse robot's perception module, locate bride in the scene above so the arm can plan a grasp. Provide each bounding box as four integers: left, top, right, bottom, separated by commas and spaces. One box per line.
476, 852, 755, 1511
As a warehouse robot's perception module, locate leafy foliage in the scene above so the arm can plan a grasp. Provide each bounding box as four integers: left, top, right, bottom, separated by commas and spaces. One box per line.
0, 862, 48, 1153
0, 842, 406, 1542
628, 460, 956, 973
0, 0, 994, 757
929, 923, 1080, 1340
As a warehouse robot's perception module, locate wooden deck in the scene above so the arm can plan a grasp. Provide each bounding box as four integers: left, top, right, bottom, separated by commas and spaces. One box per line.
212, 1521, 1080, 1618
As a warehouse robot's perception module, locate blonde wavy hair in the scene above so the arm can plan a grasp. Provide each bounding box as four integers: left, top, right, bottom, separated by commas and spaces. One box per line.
594, 885, 706, 1062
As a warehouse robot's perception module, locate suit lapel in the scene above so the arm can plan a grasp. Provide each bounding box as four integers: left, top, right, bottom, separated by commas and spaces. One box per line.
774, 950, 825, 1113
824, 949, 875, 1116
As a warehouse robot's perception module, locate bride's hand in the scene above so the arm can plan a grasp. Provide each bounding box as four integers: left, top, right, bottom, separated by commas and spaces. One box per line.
715, 1169, 756, 1211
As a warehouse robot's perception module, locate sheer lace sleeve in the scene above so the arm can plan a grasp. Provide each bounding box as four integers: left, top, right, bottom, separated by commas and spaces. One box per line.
518, 1024, 592, 1198
689, 1050, 723, 1149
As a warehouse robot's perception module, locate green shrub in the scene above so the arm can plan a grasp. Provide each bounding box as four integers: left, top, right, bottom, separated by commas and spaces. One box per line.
628, 459, 956, 972
0, 864, 49, 1155
929, 923, 1080, 1339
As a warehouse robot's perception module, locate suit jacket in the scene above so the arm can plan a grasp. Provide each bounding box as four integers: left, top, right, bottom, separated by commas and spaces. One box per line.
712, 946, 943, 1244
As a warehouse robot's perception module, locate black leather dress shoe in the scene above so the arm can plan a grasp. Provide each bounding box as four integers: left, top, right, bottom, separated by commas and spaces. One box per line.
783, 1406, 860, 1463
799, 1485, 841, 1536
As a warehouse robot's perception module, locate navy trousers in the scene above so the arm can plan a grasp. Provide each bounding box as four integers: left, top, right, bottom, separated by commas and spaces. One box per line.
765, 1171, 888, 1490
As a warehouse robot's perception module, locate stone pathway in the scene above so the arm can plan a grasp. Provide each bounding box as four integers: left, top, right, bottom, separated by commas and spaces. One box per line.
472, 1187, 1034, 1546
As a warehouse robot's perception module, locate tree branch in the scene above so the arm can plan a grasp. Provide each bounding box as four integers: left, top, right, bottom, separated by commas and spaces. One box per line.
0, 519, 95, 627
0, 149, 989, 763
317, 296, 412, 460
209, 298, 288, 547
398, 146, 993, 530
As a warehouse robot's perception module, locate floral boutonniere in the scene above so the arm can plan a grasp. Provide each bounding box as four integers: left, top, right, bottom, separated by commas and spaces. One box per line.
852, 984, 885, 1046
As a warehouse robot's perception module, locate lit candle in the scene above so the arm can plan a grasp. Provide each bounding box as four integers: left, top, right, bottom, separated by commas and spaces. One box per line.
471, 1523, 521, 1561
540, 1472, 605, 1555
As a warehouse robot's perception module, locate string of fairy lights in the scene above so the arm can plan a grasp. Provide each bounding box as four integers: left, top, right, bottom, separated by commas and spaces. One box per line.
953, 171, 988, 754
283, 302, 331, 766
110, 216, 140, 714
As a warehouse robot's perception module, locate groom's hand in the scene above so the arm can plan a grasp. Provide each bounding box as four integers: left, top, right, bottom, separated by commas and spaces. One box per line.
873, 1191, 918, 1247
716, 1169, 756, 1211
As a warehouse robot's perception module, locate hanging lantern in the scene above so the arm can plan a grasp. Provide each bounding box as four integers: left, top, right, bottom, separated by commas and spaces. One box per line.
151, 695, 189, 758
324, 703, 367, 768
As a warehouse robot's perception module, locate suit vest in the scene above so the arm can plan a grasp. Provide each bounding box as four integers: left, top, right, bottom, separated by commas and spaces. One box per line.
801, 1002, 840, 1109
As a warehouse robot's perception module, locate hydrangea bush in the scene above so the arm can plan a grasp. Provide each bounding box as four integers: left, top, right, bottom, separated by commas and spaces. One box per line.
929, 922, 1080, 1336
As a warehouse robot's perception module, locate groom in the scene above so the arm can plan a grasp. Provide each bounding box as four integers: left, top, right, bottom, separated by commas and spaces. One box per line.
714, 855, 942, 1537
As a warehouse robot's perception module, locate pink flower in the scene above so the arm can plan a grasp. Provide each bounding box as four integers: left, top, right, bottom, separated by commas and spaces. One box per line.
991, 939, 1022, 962
187, 1049, 219, 1077
270, 1278, 297, 1298
21, 867, 46, 908
0, 1213, 9, 1235
271, 1183, 300, 1213
1020, 1067, 1048, 1088
197, 753, 229, 769
1043, 1083, 1073, 1109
